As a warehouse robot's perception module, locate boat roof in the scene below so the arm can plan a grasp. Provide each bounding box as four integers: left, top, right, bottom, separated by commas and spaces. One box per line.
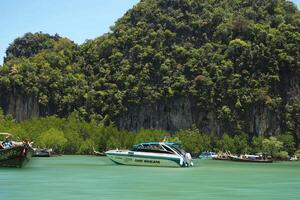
134, 142, 179, 146
0, 132, 12, 136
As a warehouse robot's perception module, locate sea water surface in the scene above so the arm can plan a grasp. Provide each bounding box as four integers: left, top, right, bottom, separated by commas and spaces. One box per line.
0, 156, 299, 200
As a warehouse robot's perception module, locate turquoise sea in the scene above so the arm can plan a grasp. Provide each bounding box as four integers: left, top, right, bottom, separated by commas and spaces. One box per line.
0, 156, 299, 200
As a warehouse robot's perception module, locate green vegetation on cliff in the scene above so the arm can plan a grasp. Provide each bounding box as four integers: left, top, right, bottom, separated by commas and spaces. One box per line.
0, 0, 299, 141
1, 32, 86, 116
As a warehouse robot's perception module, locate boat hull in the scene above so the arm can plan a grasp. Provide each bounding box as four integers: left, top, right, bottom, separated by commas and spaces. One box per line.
0, 146, 34, 168
229, 156, 273, 163
33, 149, 51, 157
212, 157, 230, 161
213, 156, 273, 163
33, 152, 50, 157
106, 150, 183, 167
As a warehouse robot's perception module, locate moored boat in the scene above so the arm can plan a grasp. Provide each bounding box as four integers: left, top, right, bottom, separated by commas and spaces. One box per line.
33, 148, 52, 157
228, 155, 273, 163
93, 147, 105, 156
0, 133, 34, 168
106, 142, 193, 167
289, 155, 298, 161
199, 151, 217, 159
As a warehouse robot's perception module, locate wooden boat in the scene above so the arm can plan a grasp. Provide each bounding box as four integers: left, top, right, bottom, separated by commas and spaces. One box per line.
93, 147, 105, 156
229, 155, 273, 163
0, 133, 34, 168
0, 146, 34, 167
213, 154, 273, 163
33, 148, 52, 157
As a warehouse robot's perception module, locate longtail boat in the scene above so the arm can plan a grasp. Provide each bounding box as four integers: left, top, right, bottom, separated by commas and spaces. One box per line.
229, 155, 273, 163
0, 133, 34, 168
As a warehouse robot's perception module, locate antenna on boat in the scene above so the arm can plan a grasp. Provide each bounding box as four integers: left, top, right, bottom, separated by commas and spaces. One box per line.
161, 136, 167, 142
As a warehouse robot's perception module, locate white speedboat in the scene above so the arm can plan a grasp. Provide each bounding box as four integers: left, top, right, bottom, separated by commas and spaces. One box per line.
290, 155, 298, 161
105, 142, 193, 167
199, 151, 217, 159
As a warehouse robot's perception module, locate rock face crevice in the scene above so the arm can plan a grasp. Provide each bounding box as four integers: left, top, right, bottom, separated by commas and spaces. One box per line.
117, 97, 196, 132
286, 74, 300, 145
7, 94, 40, 121
1, 90, 54, 121
245, 105, 280, 137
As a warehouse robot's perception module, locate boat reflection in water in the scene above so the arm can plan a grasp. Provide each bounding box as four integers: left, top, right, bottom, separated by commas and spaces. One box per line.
106, 142, 193, 167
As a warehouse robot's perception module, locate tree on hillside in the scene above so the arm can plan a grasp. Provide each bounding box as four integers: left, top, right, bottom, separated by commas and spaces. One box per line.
37, 128, 67, 153
262, 137, 283, 157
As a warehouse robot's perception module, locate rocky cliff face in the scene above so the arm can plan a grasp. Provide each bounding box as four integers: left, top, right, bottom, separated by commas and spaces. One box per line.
117, 97, 196, 132
0, 68, 297, 143
1, 91, 54, 121
7, 94, 40, 121
116, 96, 281, 137
245, 105, 280, 137
286, 74, 300, 145
0, 88, 298, 144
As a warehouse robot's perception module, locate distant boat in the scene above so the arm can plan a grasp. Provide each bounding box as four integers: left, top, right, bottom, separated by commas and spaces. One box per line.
106, 142, 193, 167
199, 151, 217, 159
228, 155, 273, 163
0, 133, 34, 168
33, 148, 52, 157
289, 155, 298, 161
93, 147, 105, 156
212, 154, 273, 163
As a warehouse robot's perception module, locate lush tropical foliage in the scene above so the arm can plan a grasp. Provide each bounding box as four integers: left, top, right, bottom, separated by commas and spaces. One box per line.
0, 111, 297, 158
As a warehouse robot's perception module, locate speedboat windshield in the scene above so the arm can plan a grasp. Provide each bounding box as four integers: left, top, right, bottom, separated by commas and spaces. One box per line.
131, 143, 174, 154
130, 142, 187, 156
169, 144, 186, 156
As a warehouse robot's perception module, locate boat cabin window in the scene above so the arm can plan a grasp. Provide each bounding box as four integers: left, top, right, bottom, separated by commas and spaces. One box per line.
161, 145, 175, 154
170, 144, 186, 156
131, 144, 174, 154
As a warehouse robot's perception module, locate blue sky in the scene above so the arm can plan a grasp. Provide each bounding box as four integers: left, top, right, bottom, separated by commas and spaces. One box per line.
0, 0, 139, 64
0, 0, 299, 65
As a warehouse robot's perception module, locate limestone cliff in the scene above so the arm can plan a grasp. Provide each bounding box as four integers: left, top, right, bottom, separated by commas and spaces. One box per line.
7, 94, 39, 121
116, 96, 282, 137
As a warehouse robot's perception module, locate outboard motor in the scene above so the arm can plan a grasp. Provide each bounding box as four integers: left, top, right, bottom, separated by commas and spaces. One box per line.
184, 153, 193, 167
